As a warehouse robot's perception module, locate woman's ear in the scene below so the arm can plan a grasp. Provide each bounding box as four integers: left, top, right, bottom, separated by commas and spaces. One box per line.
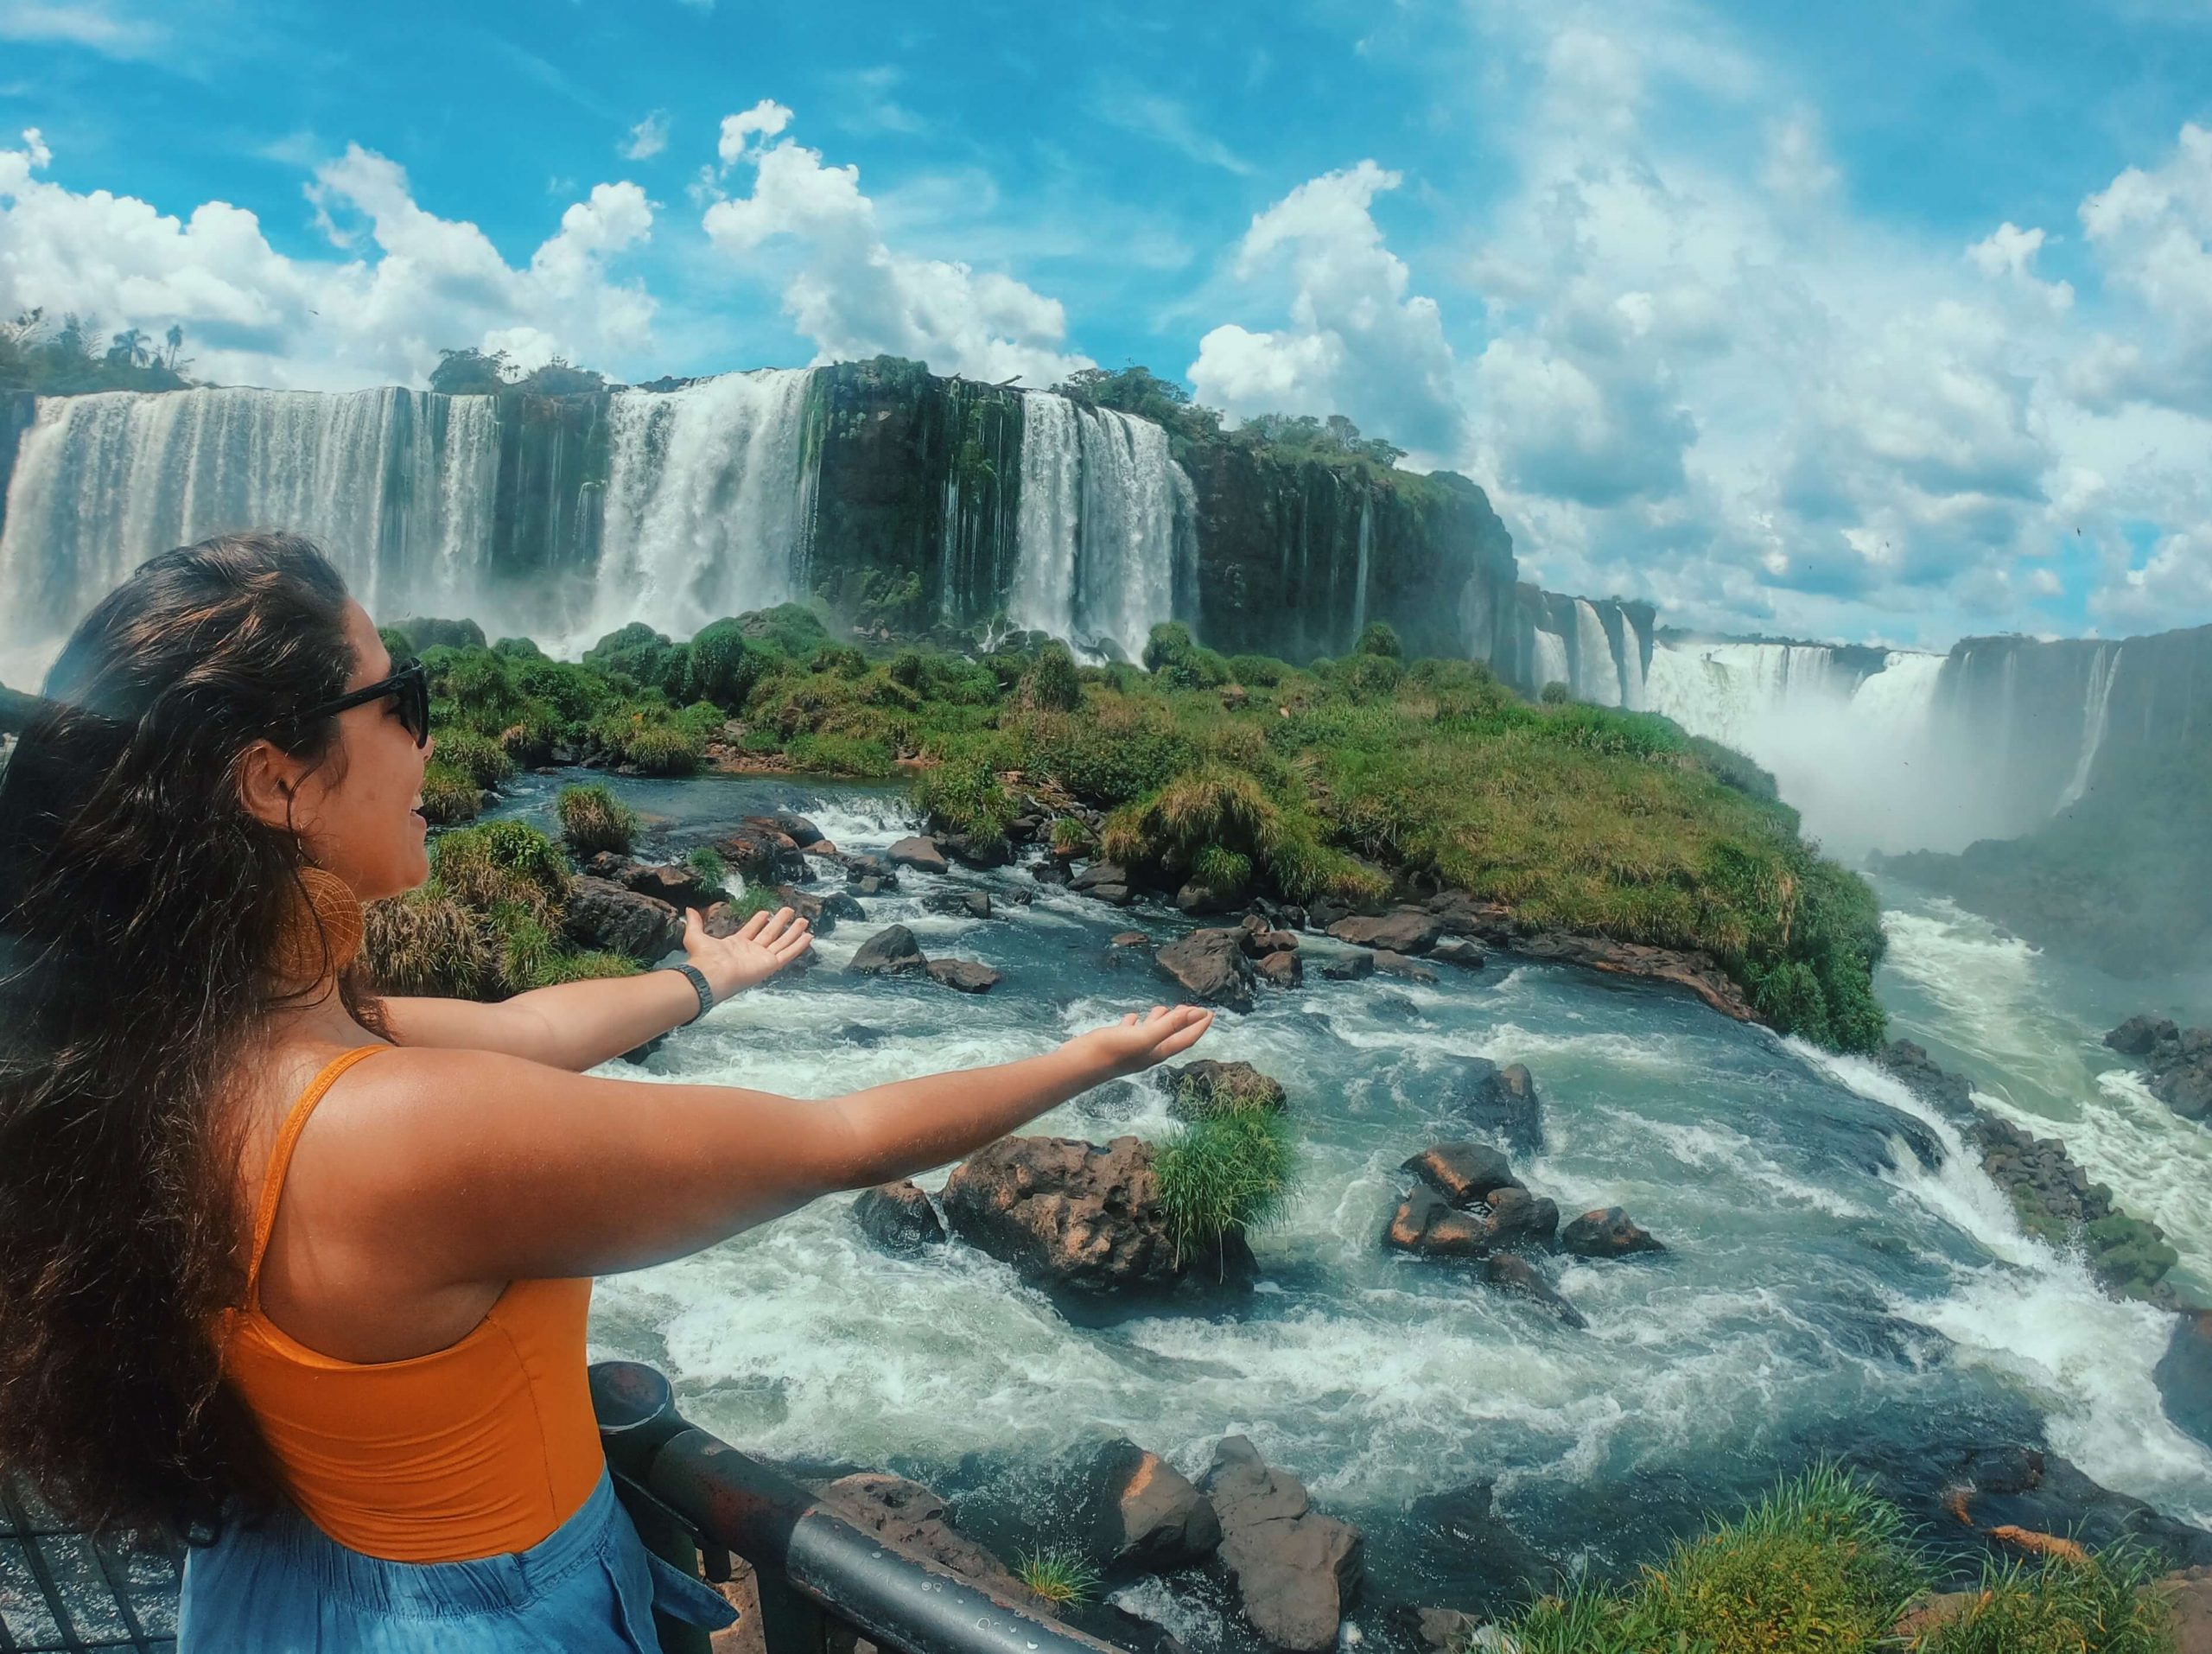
237, 739, 306, 830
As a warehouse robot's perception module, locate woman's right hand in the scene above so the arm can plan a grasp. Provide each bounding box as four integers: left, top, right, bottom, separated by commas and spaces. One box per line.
1063, 1004, 1215, 1080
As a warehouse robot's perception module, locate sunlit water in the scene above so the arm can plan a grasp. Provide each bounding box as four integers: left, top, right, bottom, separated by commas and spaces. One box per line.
486, 774, 2212, 1631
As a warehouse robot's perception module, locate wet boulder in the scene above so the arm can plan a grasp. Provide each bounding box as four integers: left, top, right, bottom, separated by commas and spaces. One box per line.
1384, 1184, 1557, 1258
1326, 909, 1443, 956
926, 958, 1001, 995
1073, 1438, 1222, 1574
842, 853, 900, 893
1320, 950, 1376, 982
2106, 1016, 2212, 1122
938, 830, 1014, 870
1431, 938, 1486, 970
563, 876, 683, 964
775, 884, 865, 937
1402, 1481, 1560, 1614
1373, 949, 1439, 984
1238, 914, 1300, 957
1201, 1435, 1363, 1654
1071, 861, 1136, 907
1402, 1142, 1521, 1207
715, 824, 810, 887
589, 854, 715, 910
1255, 951, 1304, 989
770, 811, 827, 849
924, 889, 994, 920
811, 1474, 1045, 1609
1154, 927, 1257, 1013
1483, 1254, 1586, 1329
852, 1181, 946, 1253
849, 924, 930, 977
940, 1136, 1186, 1295
1560, 1207, 1666, 1259
1452, 1059, 1545, 1155
1110, 931, 1153, 950
1165, 1059, 1287, 1119
886, 835, 950, 875
2159, 1312, 2212, 1451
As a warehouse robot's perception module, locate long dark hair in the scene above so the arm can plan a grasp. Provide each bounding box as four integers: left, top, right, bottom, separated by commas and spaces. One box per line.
0, 531, 373, 1542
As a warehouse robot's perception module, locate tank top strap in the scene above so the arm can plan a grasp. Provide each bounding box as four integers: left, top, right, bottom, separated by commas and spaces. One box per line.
246, 1045, 389, 1301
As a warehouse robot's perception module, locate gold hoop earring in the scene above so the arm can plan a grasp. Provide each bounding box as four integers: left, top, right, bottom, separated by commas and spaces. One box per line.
276, 865, 365, 982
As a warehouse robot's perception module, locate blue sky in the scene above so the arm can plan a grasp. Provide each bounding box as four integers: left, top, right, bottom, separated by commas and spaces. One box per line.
5, 0, 2212, 647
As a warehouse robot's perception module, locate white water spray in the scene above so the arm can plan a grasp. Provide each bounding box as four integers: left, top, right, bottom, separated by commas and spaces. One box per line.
2056, 644, 2123, 811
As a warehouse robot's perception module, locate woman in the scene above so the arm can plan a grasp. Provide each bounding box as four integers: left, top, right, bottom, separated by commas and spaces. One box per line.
0, 531, 1211, 1651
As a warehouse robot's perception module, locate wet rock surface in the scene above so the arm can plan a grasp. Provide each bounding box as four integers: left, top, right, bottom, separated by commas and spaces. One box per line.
2107, 1015, 2212, 1122
563, 875, 683, 964
940, 1136, 1189, 1296
926, 957, 1001, 994
848, 923, 930, 977
1154, 926, 1258, 1012
1201, 1435, 1363, 1654
1164, 1059, 1287, 1119
1560, 1206, 1665, 1258
852, 1180, 947, 1253
1453, 1059, 1546, 1155
886, 835, 950, 875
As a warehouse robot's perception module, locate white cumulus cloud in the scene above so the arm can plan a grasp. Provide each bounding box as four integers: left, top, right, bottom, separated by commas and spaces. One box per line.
700, 110, 1089, 385
0, 130, 657, 388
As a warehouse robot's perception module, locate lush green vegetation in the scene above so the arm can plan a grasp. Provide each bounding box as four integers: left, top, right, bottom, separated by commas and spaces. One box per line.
1498, 1466, 2174, 1653
359, 818, 635, 998
406, 598, 1887, 1050
556, 782, 639, 857
1153, 1108, 1296, 1263
1014, 1548, 1101, 1608
1, 309, 194, 393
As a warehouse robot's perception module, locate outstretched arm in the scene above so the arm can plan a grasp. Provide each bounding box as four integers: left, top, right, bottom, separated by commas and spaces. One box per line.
378, 905, 813, 1070
308, 1005, 1215, 1290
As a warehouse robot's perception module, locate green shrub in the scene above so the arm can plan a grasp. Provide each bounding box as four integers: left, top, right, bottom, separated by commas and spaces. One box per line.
360, 887, 493, 997
556, 782, 638, 856
419, 760, 481, 824
535, 949, 641, 985
493, 635, 545, 660
912, 754, 1018, 853
434, 728, 518, 791
584, 622, 683, 695
785, 731, 898, 776
1142, 621, 1231, 690
1049, 816, 1095, 857
395, 616, 486, 651
1355, 620, 1402, 658
620, 721, 705, 775
1153, 1109, 1294, 1262
1225, 653, 1289, 688
1015, 1549, 1100, 1608
1017, 641, 1084, 712
686, 846, 729, 894
430, 821, 570, 924
680, 618, 759, 707
1918, 1547, 2172, 1652
378, 624, 417, 659
1506, 1466, 1921, 1653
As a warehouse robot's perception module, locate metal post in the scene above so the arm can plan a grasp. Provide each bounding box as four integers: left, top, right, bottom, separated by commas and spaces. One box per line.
591, 1361, 718, 1654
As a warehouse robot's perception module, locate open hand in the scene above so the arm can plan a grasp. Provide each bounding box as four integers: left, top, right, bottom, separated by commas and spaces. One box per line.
683, 904, 813, 1000
1065, 1004, 1214, 1081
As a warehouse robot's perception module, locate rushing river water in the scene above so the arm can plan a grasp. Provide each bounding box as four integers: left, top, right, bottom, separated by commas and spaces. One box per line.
490, 773, 2212, 1640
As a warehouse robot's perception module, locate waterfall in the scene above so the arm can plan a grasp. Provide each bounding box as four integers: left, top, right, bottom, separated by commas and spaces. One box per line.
1350, 494, 1373, 646
2056, 643, 2123, 811
1532, 627, 1572, 695
1572, 599, 1624, 706
1618, 618, 1649, 711
1008, 391, 1188, 661
0, 387, 500, 656
584, 370, 818, 648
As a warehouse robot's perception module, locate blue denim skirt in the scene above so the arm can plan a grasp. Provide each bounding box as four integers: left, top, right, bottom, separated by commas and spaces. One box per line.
177, 1466, 739, 1651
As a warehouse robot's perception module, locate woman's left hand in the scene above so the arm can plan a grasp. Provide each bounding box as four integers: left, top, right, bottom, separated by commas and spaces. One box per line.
682, 904, 813, 1002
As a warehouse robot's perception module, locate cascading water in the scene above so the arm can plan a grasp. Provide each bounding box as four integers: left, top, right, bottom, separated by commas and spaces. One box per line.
1008, 391, 1188, 661
582, 370, 819, 649
2057, 644, 2123, 811
1531, 627, 1571, 696
1571, 599, 1624, 707
0, 386, 500, 665
1618, 619, 1649, 711
1350, 495, 1373, 645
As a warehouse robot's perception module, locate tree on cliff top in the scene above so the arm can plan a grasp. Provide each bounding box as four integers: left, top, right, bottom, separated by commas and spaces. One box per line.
429, 347, 514, 395
1, 309, 194, 393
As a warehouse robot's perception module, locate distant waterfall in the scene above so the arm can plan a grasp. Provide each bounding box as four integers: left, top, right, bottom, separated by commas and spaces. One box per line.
2056, 643, 2122, 811
1009, 391, 1190, 661
1572, 599, 1624, 707
584, 370, 819, 647
1643, 642, 1853, 751
1350, 495, 1373, 643
1532, 627, 1572, 695
0, 387, 500, 652
1618, 622, 1649, 710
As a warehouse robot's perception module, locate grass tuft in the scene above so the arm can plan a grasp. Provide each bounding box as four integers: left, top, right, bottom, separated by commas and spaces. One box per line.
1152, 1109, 1294, 1263
556, 782, 639, 857
1015, 1548, 1101, 1609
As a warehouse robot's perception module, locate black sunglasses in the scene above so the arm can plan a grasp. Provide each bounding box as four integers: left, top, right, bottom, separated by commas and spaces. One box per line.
294, 657, 430, 748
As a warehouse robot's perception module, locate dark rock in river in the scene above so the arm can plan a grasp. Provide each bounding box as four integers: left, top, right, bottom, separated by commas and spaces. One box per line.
1255, 950, 1303, 989
853, 1180, 946, 1253
938, 830, 1013, 870
1320, 949, 1376, 982
926, 957, 1001, 994
886, 835, 949, 875
1327, 909, 1443, 956
1384, 1182, 1556, 1258
776, 883, 865, 937
771, 811, 826, 849
1201, 1435, 1363, 1654
1165, 1059, 1287, 1119
1431, 938, 1486, 970
589, 854, 713, 910
2107, 1015, 2212, 1122
842, 852, 900, 892
1879, 1040, 1975, 1120
849, 924, 930, 977
563, 876, 682, 964
1483, 1254, 1586, 1329
940, 1136, 1186, 1295
812, 1473, 1046, 1609
1073, 1438, 1222, 1575
1237, 913, 1300, 957
1402, 1480, 1560, 1610
1934, 1444, 2212, 1570
1560, 1206, 1665, 1259
2159, 1312, 2212, 1453
1154, 927, 1257, 1012
715, 824, 810, 887
1453, 1059, 1546, 1155
1071, 861, 1136, 906
1372, 949, 1439, 984
1402, 1142, 1521, 1207
924, 888, 994, 920
1109, 930, 1152, 949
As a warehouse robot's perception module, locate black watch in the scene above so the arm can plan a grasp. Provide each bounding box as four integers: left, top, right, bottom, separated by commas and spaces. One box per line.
668, 963, 715, 1025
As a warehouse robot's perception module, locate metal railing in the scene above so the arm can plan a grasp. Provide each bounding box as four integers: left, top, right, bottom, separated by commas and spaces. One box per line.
589, 1361, 1124, 1654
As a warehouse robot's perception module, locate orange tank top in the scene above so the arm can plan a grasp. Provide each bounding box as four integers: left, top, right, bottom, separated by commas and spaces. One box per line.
219, 1045, 605, 1562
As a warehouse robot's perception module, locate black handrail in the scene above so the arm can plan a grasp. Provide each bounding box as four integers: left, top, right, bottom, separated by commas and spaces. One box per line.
589, 1360, 1126, 1654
